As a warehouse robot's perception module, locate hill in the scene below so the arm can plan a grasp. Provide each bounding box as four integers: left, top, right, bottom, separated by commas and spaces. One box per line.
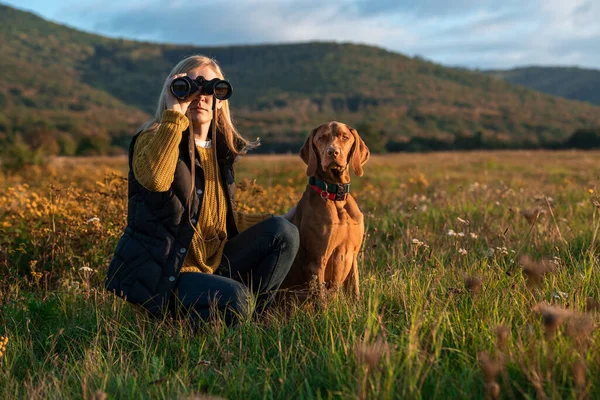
487, 66, 600, 106
0, 4, 149, 155
1, 4, 600, 155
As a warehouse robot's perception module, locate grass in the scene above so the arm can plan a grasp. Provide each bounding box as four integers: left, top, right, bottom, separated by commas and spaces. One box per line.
1, 150, 600, 399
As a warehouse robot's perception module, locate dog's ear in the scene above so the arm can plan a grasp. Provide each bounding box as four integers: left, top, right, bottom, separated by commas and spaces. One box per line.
300, 127, 319, 177
349, 127, 370, 177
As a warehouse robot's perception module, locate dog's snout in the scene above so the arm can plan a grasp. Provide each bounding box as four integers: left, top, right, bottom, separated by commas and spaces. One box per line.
327, 147, 340, 157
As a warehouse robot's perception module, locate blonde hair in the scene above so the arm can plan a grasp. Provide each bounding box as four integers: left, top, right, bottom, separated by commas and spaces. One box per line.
140, 55, 256, 155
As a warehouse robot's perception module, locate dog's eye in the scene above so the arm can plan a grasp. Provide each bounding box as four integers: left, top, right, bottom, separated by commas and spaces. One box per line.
342, 136, 350, 140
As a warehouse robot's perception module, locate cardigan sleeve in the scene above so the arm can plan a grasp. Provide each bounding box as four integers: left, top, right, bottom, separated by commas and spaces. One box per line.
132, 110, 189, 192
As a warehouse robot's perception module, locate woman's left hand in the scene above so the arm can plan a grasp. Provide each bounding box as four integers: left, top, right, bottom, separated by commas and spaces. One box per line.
280, 205, 297, 222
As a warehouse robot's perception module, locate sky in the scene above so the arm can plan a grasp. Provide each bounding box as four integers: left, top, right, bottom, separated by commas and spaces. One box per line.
4, 0, 600, 70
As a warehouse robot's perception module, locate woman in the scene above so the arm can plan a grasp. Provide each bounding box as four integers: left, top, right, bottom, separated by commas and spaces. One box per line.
105, 55, 299, 325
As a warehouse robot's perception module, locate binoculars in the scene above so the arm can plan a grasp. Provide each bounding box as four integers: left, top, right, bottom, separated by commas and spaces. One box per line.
170, 75, 233, 101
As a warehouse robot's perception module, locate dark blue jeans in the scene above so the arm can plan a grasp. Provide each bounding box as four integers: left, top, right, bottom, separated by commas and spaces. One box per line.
174, 217, 299, 325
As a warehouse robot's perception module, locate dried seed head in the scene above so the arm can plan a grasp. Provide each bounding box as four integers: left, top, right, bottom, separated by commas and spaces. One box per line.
519, 207, 546, 224
566, 314, 595, 350
573, 358, 586, 389
185, 395, 227, 400
585, 297, 599, 313
465, 275, 483, 295
532, 303, 572, 339
495, 325, 510, 351
520, 256, 555, 286
355, 338, 390, 370
484, 381, 501, 400
92, 391, 107, 400
478, 351, 503, 383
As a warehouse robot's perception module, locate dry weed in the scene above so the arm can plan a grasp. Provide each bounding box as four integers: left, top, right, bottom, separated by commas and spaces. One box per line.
519, 207, 546, 224
520, 256, 555, 287
532, 303, 573, 339
495, 325, 510, 352
464, 275, 483, 295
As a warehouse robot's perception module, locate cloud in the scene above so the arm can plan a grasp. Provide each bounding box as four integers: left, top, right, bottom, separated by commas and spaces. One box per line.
383, 0, 600, 68
351, 0, 526, 18
5, 0, 600, 69
53, 0, 414, 47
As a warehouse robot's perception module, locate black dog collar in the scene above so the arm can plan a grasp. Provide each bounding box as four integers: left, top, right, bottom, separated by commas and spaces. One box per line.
308, 176, 350, 201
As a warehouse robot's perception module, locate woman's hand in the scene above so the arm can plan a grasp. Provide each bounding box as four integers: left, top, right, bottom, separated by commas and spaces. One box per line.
165, 74, 199, 115
280, 205, 297, 222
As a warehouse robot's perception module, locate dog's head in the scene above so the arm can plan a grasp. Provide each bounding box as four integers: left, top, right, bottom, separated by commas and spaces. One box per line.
300, 121, 370, 182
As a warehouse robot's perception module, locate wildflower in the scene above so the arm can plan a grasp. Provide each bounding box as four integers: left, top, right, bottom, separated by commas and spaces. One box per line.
411, 238, 429, 249
458, 248, 468, 256
457, 232, 465, 237
86, 217, 100, 223
31, 271, 43, 281
457, 217, 469, 225
552, 290, 568, 300
408, 173, 429, 188
496, 247, 509, 255
470, 232, 478, 239
0, 335, 7, 358
79, 266, 95, 273
447, 229, 456, 236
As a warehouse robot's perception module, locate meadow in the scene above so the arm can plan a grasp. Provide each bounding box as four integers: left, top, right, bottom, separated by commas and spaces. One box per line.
1, 150, 600, 399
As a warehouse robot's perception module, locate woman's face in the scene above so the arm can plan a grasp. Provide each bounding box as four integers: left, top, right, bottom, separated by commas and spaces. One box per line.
186, 65, 223, 127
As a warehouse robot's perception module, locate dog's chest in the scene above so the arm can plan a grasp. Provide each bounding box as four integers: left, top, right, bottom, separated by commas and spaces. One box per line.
297, 191, 364, 242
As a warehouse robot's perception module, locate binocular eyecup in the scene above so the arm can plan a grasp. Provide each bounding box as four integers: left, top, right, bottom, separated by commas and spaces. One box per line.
170, 75, 233, 101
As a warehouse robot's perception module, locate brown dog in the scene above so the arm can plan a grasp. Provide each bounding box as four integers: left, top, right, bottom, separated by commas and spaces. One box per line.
281, 121, 370, 297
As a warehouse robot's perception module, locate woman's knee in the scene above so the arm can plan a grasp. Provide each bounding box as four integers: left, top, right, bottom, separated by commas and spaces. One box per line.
269, 216, 300, 253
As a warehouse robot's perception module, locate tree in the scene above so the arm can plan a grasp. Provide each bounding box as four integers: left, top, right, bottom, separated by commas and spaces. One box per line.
564, 128, 600, 149
355, 120, 387, 153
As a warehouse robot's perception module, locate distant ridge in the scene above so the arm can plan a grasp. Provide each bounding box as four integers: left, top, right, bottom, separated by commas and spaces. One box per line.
487, 66, 600, 106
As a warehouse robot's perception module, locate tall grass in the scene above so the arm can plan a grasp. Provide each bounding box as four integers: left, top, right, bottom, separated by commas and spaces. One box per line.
1, 151, 600, 399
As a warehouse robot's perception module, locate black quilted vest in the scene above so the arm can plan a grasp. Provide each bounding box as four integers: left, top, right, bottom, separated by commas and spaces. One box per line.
105, 129, 239, 315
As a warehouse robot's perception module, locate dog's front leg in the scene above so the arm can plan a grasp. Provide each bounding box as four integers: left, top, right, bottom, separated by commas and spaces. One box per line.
304, 257, 327, 299
343, 256, 360, 298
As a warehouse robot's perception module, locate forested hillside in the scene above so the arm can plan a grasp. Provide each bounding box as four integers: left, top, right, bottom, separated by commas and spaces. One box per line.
1, 4, 600, 156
